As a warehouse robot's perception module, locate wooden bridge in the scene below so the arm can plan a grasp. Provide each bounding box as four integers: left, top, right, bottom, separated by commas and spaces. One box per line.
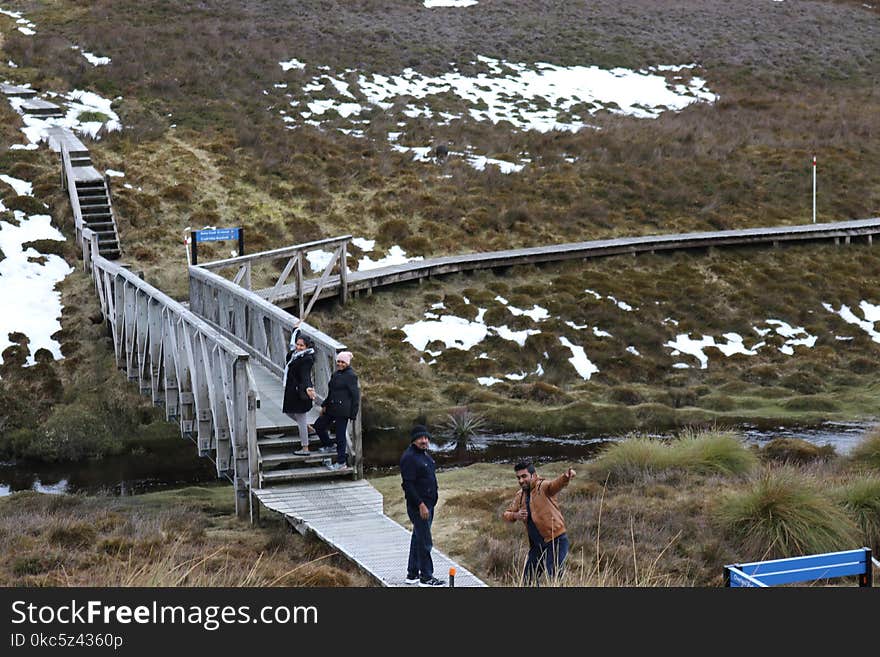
46, 119, 880, 588
50, 127, 486, 586
198, 218, 880, 311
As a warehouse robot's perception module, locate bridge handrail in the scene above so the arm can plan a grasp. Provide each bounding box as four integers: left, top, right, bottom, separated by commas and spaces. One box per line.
82, 227, 260, 519
189, 264, 346, 361
188, 264, 364, 479
60, 143, 86, 254
198, 235, 353, 270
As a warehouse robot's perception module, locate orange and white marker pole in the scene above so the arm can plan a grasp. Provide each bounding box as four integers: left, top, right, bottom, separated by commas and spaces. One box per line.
449, 567, 456, 588
812, 155, 817, 224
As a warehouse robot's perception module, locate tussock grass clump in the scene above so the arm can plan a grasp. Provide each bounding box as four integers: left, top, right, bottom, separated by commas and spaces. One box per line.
760, 437, 836, 465
589, 430, 758, 483
830, 476, 880, 553
713, 468, 860, 561
847, 429, 880, 472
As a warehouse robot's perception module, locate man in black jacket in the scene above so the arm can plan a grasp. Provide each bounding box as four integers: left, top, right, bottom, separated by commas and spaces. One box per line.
400, 425, 445, 587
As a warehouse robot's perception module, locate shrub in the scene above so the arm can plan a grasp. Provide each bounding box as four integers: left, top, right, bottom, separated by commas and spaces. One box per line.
12, 554, 63, 577
588, 430, 757, 483
713, 468, 860, 560
780, 371, 824, 395
830, 476, 880, 552
847, 429, 880, 472
697, 394, 736, 412
781, 395, 840, 412
376, 218, 410, 244
47, 520, 98, 549
760, 438, 835, 464
29, 405, 116, 462
2, 194, 45, 215
849, 357, 879, 375
608, 386, 645, 406
675, 431, 759, 476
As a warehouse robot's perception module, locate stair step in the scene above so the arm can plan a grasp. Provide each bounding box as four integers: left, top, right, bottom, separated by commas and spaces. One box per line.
257, 434, 320, 448
84, 221, 115, 229
259, 451, 328, 466
259, 465, 353, 485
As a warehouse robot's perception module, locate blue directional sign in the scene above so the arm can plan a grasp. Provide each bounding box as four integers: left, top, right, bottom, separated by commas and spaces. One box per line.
194, 227, 240, 242
189, 227, 245, 265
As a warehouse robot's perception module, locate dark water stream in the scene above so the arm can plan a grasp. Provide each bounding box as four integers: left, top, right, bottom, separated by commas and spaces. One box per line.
1, 420, 876, 497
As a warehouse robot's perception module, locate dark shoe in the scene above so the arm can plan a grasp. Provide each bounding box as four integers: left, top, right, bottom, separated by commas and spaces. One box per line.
418, 576, 445, 587
404, 575, 420, 585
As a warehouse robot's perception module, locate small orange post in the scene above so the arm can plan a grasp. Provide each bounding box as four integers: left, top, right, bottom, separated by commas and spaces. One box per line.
449, 567, 456, 588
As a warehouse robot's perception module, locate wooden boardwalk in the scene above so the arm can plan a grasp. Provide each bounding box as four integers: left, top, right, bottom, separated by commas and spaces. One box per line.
255, 217, 880, 307
0, 83, 37, 98
252, 480, 487, 587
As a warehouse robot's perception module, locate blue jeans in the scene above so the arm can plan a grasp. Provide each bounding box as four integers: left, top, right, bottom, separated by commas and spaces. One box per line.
314, 414, 349, 465
523, 533, 569, 585
406, 503, 434, 581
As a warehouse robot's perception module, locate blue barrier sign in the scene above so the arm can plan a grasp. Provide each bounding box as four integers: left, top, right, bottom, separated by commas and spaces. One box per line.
195, 228, 240, 242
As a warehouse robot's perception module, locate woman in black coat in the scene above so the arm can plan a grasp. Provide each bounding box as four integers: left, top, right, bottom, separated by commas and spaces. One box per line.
282, 322, 317, 455
314, 350, 359, 470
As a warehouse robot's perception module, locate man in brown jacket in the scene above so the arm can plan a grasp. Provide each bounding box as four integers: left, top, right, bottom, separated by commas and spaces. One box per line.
503, 460, 575, 585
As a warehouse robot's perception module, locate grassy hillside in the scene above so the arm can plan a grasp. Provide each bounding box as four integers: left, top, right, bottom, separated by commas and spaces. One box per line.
1, 0, 879, 448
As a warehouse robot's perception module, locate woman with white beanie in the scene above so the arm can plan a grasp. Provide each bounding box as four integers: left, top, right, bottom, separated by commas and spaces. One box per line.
313, 349, 360, 471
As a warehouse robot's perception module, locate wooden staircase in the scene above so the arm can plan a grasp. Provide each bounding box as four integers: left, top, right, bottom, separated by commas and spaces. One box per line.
75, 176, 121, 260
256, 424, 354, 487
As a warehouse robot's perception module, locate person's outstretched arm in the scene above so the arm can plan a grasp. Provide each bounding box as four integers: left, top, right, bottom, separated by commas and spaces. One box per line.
544, 468, 576, 496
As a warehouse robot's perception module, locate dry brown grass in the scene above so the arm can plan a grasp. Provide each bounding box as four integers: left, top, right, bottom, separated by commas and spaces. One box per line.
0, 488, 375, 587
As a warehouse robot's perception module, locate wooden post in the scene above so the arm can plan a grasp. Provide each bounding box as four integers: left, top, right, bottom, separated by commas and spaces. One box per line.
353, 410, 363, 480
340, 241, 349, 305
297, 251, 304, 320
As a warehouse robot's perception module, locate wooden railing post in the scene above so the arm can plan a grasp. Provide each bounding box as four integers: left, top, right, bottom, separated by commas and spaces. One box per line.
296, 250, 304, 320
340, 240, 349, 305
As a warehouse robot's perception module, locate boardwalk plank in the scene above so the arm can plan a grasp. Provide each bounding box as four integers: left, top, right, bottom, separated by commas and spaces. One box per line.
253, 482, 486, 587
